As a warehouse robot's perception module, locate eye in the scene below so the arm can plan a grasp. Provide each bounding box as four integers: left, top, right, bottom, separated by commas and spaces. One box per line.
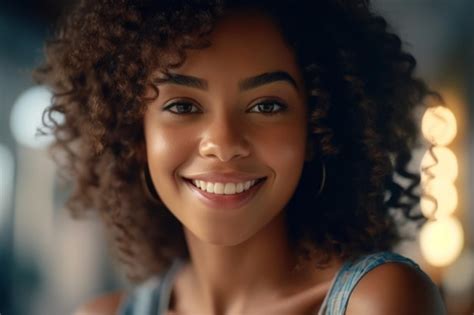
248, 100, 287, 115
163, 101, 201, 115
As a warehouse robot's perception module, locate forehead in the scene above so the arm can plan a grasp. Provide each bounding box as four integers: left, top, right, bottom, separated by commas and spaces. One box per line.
167, 10, 303, 89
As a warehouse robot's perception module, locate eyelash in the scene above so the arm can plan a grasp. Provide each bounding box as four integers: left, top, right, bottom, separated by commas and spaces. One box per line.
163, 100, 288, 116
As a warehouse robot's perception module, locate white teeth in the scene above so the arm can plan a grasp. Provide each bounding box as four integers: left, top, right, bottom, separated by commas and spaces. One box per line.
224, 183, 236, 195
244, 181, 251, 190
214, 183, 225, 194
190, 179, 260, 195
236, 182, 244, 193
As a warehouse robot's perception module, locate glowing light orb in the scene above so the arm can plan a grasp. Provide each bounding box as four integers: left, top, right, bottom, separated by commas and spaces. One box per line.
420, 146, 458, 184
420, 217, 464, 267
10, 86, 61, 149
420, 180, 457, 219
421, 106, 457, 146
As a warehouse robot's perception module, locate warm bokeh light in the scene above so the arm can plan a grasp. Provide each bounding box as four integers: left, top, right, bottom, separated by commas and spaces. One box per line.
420, 217, 464, 267
420, 179, 458, 218
420, 146, 458, 183
421, 105, 457, 146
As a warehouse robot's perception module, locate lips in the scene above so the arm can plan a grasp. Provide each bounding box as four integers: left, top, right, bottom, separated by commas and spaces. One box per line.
187, 178, 263, 195
182, 173, 267, 183
182, 177, 267, 210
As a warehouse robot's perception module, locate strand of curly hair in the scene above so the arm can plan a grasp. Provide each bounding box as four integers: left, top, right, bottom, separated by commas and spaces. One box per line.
35, 0, 442, 282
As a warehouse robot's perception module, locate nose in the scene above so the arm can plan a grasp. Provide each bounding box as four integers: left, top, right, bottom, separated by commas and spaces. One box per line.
199, 113, 250, 162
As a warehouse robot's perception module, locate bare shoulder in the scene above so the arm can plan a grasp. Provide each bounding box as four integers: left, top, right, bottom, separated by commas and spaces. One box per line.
346, 262, 447, 315
73, 291, 125, 315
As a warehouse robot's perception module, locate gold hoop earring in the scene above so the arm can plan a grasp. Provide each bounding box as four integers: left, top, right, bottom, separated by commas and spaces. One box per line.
316, 160, 326, 197
141, 166, 161, 204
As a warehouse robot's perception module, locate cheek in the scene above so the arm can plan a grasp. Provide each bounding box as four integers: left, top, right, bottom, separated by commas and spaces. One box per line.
257, 124, 307, 175
144, 124, 194, 187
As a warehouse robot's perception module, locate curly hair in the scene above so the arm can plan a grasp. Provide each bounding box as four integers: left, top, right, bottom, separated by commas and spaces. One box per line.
35, 0, 440, 282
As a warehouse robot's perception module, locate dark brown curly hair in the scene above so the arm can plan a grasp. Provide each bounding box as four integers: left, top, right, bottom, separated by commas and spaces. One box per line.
35, 0, 440, 282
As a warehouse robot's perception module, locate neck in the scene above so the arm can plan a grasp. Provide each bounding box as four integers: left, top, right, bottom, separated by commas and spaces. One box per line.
181, 210, 302, 315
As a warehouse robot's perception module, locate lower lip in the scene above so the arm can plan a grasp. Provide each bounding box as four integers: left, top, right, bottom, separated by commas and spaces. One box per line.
183, 178, 266, 210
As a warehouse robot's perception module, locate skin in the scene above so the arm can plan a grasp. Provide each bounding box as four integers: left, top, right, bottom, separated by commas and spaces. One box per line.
76, 9, 447, 315
143, 9, 331, 315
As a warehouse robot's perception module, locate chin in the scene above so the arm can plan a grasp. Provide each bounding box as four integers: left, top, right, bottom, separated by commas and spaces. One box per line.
185, 224, 257, 247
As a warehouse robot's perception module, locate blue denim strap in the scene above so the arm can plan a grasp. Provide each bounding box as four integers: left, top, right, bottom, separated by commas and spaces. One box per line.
116, 275, 161, 315
157, 258, 186, 314
321, 251, 421, 315
117, 258, 185, 315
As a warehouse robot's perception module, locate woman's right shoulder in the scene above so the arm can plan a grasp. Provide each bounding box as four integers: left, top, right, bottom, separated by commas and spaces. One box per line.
73, 261, 181, 315
74, 275, 164, 315
73, 291, 125, 315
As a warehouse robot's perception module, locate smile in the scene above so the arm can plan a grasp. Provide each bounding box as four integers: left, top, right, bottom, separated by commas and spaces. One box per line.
182, 177, 267, 210
189, 178, 264, 195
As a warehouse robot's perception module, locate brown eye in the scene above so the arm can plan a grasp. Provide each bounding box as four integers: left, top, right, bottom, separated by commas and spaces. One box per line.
249, 100, 287, 115
163, 101, 200, 114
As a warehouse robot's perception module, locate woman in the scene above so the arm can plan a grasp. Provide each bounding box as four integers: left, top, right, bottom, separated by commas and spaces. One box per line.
36, 0, 447, 314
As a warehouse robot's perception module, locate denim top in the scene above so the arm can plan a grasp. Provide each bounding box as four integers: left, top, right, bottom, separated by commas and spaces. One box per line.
118, 251, 425, 315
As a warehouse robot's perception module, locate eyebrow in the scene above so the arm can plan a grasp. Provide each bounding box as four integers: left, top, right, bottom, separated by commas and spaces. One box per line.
153, 71, 300, 92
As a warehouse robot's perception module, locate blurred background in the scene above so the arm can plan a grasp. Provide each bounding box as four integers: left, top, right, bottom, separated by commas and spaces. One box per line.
0, 0, 473, 314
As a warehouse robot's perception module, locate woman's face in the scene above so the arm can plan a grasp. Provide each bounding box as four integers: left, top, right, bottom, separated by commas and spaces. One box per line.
144, 11, 309, 245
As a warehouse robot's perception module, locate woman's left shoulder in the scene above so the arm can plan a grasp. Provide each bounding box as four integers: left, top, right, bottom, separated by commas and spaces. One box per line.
346, 253, 447, 315
73, 291, 125, 315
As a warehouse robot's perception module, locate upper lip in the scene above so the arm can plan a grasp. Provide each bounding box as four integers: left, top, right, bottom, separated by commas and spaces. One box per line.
182, 172, 266, 183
